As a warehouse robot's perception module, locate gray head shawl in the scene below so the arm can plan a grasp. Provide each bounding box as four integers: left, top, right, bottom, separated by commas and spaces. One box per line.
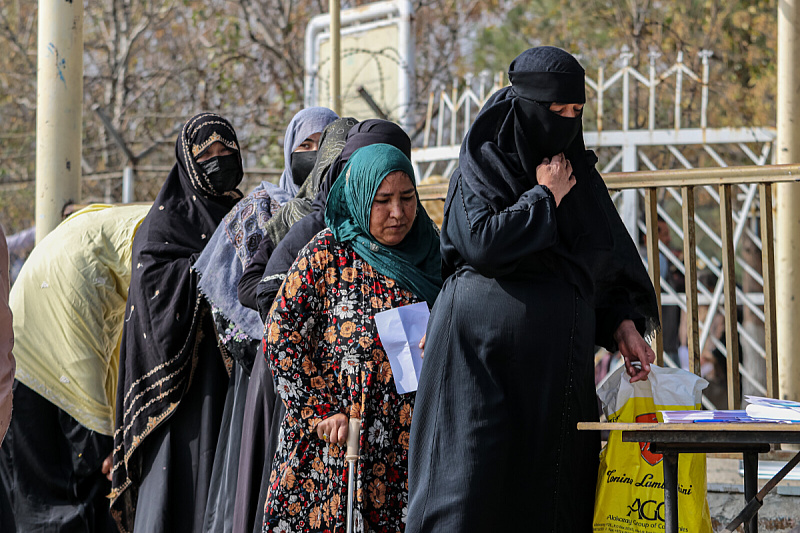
278, 107, 339, 196
265, 117, 358, 246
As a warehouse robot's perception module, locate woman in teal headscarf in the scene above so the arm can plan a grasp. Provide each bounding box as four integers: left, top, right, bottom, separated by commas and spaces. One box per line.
263, 144, 441, 533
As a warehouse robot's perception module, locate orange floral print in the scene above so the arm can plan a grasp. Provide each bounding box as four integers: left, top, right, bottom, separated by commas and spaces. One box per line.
340, 321, 356, 338
263, 230, 420, 533
398, 431, 410, 450
324, 326, 337, 344
368, 478, 386, 508
342, 266, 357, 282
325, 493, 341, 521
309, 505, 322, 528
284, 271, 302, 298
358, 336, 373, 349
400, 404, 413, 425
325, 267, 337, 285
288, 501, 301, 516
379, 360, 393, 384
281, 469, 296, 489
267, 321, 280, 343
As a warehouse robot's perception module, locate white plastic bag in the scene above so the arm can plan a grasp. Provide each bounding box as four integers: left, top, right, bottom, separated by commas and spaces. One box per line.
593, 365, 711, 532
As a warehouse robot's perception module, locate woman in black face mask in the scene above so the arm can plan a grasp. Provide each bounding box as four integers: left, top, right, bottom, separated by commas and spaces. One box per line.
407, 47, 661, 533
111, 113, 244, 533
196, 140, 244, 192
279, 107, 340, 195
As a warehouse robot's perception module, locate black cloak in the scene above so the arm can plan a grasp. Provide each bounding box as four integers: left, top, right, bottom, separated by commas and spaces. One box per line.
110, 113, 243, 530
407, 47, 659, 533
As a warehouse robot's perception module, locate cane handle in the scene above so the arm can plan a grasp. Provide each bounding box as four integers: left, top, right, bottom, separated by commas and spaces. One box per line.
346, 418, 361, 459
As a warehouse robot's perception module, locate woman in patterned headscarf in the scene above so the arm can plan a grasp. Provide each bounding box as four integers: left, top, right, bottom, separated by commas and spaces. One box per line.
263, 144, 441, 533
110, 113, 244, 533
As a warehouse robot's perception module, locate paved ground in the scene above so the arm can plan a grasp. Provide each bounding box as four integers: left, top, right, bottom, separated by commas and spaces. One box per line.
707, 458, 800, 532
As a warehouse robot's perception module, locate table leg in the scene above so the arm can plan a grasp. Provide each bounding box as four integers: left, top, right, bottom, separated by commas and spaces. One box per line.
743, 452, 759, 533
662, 452, 679, 533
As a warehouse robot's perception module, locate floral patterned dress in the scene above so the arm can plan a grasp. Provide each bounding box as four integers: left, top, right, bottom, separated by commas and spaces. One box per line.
263, 229, 419, 533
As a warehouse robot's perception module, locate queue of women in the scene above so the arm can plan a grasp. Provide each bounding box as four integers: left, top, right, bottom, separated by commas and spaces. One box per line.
0, 46, 659, 533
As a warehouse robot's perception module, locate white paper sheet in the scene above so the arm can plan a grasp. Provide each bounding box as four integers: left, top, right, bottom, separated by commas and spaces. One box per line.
373, 302, 430, 394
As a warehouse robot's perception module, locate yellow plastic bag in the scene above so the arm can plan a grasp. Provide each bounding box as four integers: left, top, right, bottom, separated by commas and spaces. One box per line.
593, 365, 712, 533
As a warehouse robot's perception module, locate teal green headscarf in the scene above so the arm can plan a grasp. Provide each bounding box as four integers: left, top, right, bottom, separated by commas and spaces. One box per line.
324, 143, 442, 305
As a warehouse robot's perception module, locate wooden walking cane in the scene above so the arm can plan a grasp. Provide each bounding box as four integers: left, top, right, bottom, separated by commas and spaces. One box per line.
345, 417, 362, 533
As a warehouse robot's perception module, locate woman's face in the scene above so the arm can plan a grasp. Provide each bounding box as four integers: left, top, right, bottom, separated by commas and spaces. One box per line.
196, 141, 233, 162
294, 132, 322, 153
549, 102, 584, 118
369, 171, 417, 246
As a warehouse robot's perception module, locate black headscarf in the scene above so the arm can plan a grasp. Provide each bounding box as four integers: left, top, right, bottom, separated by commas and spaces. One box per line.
111, 113, 243, 525
448, 46, 659, 336
315, 118, 413, 212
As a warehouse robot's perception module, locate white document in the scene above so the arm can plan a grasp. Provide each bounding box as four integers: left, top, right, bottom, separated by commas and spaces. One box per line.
373, 302, 430, 394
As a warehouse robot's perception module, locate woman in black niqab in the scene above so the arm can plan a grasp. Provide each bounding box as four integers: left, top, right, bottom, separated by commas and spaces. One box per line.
111, 113, 244, 533
407, 47, 659, 533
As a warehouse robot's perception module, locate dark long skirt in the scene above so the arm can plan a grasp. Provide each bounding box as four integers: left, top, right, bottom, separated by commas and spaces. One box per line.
132, 329, 229, 533
202, 363, 249, 533
0, 380, 115, 533
232, 351, 283, 533
407, 268, 601, 533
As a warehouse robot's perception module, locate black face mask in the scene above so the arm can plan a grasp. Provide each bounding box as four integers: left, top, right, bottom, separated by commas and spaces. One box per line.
290, 150, 318, 187
518, 100, 582, 158
199, 153, 243, 193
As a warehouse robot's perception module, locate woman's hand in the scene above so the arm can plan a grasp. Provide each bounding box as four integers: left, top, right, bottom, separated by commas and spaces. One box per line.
536, 153, 576, 207
419, 334, 426, 358
614, 319, 656, 383
316, 413, 349, 445
102, 453, 113, 481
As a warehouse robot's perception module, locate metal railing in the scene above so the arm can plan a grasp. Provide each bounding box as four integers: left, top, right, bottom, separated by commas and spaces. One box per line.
418, 164, 800, 409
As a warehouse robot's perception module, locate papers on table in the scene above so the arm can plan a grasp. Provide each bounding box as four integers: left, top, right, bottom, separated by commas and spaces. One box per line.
373, 302, 429, 394
660, 410, 752, 423
745, 395, 800, 422
659, 396, 800, 424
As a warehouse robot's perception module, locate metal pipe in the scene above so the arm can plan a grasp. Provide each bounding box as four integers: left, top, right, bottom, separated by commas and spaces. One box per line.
35, 0, 83, 243
122, 166, 135, 203
416, 163, 800, 201
345, 417, 361, 533
397, 0, 415, 132
305, 1, 400, 108
776, 0, 800, 402
329, 0, 341, 115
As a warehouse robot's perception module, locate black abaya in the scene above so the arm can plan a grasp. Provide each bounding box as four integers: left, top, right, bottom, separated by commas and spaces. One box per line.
0, 381, 115, 533
407, 47, 658, 533
132, 309, 228, 533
